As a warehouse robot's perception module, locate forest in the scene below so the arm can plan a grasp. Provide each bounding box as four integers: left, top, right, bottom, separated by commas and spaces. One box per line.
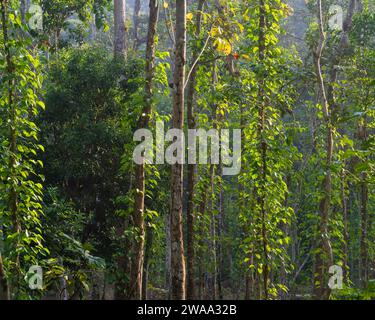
0, 0, 374, 301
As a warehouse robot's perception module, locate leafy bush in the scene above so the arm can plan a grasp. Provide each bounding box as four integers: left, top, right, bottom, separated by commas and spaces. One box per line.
331, 281, 375, 300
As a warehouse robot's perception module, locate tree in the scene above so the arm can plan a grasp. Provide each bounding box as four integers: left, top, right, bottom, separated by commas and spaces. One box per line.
114, 0, 127, 57
132, 0, 141, 50
186, 0, 205, 300
311, 0, 334, 300
170, 0, 187, 300
0, 0, 46, 299
130, 0, 160, 300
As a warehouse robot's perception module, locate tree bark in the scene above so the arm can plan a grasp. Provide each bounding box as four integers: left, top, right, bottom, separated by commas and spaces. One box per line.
323, 0, 359, 292
359, 119, 368, 288
207, 64, 219, 300
170, 0, 187, 300
313, 0, 334, 300
197, 173, 208, 300
186, 0, 205, 300
142, 225, 154, 300
217, 164, 224, 300
327, 0, 359, 117
0, 253, 9, 300
341, 166, 349, 283
133, 0, 141, 50
207, 163, 217, 300
129, 0, 159, 300
257, 0, 270, 300
165, 214, 171, 298
114, 0, 127, 58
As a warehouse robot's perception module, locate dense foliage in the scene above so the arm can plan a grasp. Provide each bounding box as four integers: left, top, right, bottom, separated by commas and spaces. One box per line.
0, 0, 374, 300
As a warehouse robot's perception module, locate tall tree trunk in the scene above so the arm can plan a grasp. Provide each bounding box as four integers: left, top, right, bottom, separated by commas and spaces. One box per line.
313, 0, 334, 300
217, 164, 224, 300
186, 0, 205, 300
114, 219, 130, 299
133, 0, 141, 50
170, 0, 187, 300
257, 0, 270, 300
358, 119, 368, 288
142, 225, 154, 300
130, 0, 159, 300
240, 93, 255, 300
207, 163, 217, 300
324, 0, 358, 291
165, 214, 171, 299
197, 174, 208, 300
114, 0, 127, 58
207, 64, 219, 300
341, 166, 349, 283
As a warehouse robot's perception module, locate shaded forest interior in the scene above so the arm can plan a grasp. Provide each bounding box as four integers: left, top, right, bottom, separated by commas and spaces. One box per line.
0, 0, 374, 300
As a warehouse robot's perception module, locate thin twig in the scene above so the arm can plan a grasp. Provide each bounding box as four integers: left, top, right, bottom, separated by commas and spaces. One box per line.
184, 35, 211, 90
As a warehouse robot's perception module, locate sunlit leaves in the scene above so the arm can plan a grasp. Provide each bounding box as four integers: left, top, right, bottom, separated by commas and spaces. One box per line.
214, 37, 232, 55
186, 12, 193, 22
0, 1, 46, 298
236, 0, 301, 298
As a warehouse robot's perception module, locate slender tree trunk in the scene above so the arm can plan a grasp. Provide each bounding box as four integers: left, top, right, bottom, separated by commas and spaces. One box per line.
341, 166, 349, 283
165, 213, 171, 298
115, 174, 133, 298
130, 0, 159, 300
359, 119, 368, 288
186, 0, 205, 300
114, 0, 127, 58
257, 0, 269, 300
114, 219, 130, 299
142, 225, 154, 300
313, 0, 334, 300
323, 0, 358, 292
239, 94, 255, 300
133, 0, 141, 50
217, 164, 224, 300
207, 64, 219, 300
239, 89, 255, 300
207, 163, 217, 300
169, 0, 187, 300
198, 263, 203, 299
197, 174, 208, 300
0, 253, 9, 300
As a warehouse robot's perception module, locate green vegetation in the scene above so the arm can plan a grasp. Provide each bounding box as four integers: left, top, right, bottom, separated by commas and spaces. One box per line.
0, 0, 374, 300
